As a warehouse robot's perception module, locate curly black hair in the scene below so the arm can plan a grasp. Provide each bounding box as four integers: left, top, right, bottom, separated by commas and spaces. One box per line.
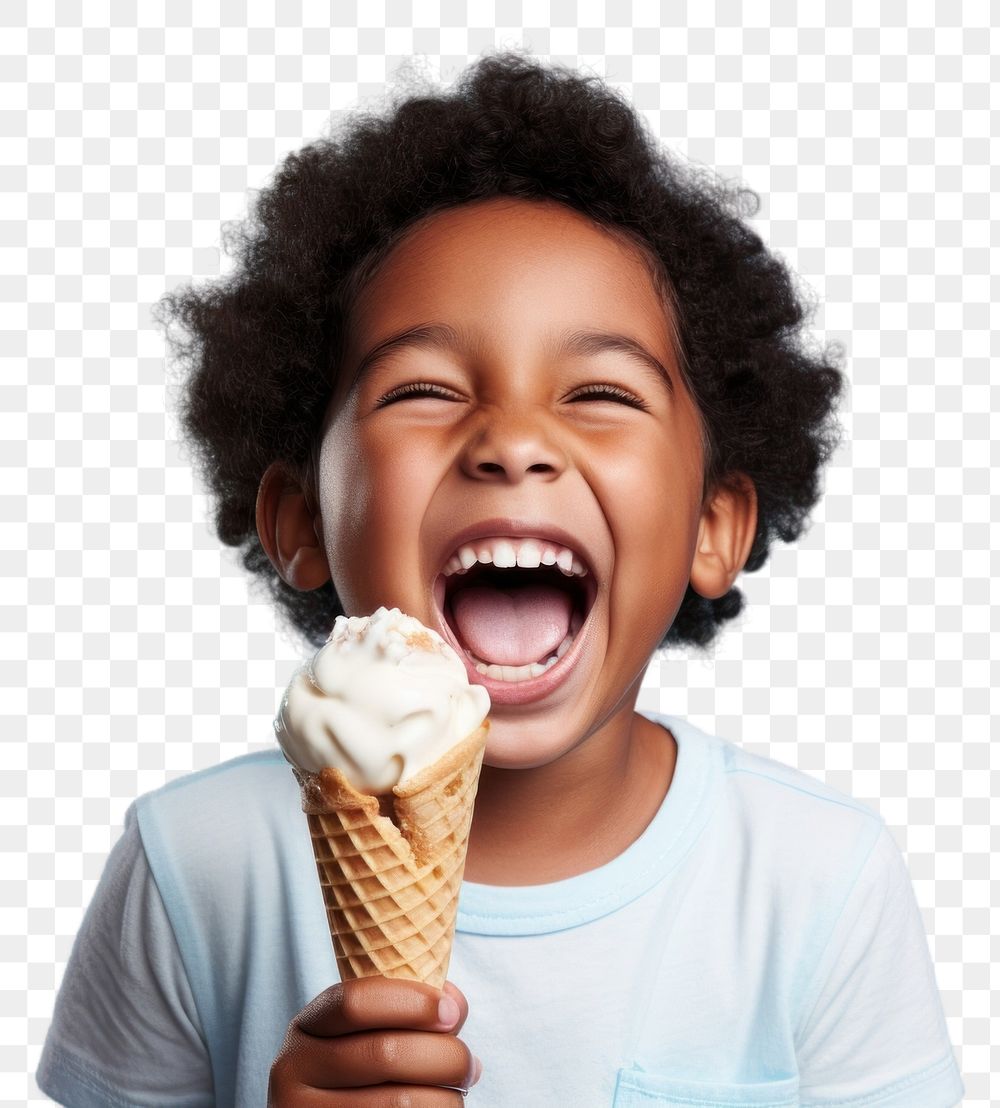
156, 48, 844, 652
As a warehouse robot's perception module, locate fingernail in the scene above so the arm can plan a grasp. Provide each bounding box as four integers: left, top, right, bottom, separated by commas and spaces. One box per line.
469, 1056, 483, 1086
438, 993, 461, 1028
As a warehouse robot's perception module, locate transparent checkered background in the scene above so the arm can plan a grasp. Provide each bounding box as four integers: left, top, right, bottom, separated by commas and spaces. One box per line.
2, 2, 995, 1104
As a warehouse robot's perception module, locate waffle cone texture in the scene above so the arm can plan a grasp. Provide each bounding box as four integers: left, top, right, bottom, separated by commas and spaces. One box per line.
294, 721, 489, 990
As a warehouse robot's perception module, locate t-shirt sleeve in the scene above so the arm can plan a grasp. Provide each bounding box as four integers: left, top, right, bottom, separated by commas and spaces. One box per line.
36, 803, 215, 1107
794, 820, 964, 1107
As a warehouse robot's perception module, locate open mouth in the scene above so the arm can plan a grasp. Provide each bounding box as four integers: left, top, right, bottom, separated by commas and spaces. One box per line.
431, 539, 598, 696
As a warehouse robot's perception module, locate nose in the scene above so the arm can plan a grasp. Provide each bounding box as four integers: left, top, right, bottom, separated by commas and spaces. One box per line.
458, 404, 568, 483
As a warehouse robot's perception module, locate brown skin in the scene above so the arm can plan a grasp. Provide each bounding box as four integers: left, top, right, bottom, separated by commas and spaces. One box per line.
268, 979, 478, 1105
257, 196, 758, 1100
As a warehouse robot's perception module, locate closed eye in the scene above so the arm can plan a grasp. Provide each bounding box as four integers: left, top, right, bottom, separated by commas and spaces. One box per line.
569, 384, 650, 410
375, 381, 650, 410
375, 382, 459, 407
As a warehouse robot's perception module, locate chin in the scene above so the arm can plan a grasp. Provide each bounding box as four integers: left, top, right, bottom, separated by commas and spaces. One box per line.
478, 712, 585, 771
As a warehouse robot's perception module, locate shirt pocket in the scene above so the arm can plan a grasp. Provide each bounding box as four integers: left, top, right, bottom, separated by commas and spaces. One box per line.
613, 1067, 799, 1107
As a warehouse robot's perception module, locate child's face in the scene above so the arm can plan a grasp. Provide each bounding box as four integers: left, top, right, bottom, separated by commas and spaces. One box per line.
294, 196, 733, 769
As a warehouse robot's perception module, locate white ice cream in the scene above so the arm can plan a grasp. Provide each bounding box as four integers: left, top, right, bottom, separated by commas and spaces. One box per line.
274, 606, 491, 792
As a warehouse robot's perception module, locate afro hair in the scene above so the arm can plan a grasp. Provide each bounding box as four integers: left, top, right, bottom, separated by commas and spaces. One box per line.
156, 48, 845, 652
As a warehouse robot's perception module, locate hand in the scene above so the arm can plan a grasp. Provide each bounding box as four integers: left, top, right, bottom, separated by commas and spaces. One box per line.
268, 977, 482, 1105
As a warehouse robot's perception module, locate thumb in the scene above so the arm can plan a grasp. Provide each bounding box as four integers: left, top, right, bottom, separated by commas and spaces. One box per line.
297, 977, 466, 1037
440, 980, 470, 1033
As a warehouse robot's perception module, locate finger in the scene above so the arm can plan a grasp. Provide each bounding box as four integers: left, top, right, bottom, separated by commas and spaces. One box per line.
337, 1086, 467, 1106
440, 981, 469, 1033
295, 1029, 475, 1091
316, 1085, 469, 1103
271, 1080, 466, 1107
297, 978, 463, 1038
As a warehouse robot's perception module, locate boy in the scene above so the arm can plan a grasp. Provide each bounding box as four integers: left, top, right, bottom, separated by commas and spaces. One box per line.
38, 51, 963, 1106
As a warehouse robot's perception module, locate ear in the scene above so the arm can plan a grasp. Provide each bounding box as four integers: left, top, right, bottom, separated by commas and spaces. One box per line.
689, 474, 758, 600
255, 461, 331, 591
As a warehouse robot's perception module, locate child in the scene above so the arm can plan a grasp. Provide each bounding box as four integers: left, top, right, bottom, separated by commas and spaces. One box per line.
38, 51, 963, 1107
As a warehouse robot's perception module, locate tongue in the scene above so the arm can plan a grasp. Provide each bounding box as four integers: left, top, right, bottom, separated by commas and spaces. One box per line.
450, 583, 574, 666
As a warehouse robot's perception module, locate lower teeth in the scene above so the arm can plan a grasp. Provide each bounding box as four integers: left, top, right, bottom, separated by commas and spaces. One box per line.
466, 630, 575, 683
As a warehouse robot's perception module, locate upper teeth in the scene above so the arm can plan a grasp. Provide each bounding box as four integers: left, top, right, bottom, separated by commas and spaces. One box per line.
441, 537, 588, 577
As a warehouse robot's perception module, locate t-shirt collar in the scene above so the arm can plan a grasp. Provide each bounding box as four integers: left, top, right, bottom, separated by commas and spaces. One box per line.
456, 711, 721, 936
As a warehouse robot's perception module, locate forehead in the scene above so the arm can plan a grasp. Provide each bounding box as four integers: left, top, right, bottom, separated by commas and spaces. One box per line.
346, 196, 674, 347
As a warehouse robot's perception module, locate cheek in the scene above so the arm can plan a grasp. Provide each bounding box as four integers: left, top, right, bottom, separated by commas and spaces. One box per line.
595, 434, 691, 535
317, 421, 436, 601
596, 434, 701, 592
316, 422, 377, 587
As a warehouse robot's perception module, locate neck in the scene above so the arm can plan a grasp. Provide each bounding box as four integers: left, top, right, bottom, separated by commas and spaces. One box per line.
462, 705, 676, 885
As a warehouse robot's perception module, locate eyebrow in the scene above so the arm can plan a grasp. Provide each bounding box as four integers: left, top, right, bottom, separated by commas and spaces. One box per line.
349, 322, 675, 394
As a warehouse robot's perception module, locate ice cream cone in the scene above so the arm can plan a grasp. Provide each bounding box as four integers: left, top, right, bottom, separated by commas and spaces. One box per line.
295, 720, 489, 989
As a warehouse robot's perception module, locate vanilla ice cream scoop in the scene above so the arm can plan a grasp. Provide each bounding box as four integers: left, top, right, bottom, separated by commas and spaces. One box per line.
274, 606, 491, 792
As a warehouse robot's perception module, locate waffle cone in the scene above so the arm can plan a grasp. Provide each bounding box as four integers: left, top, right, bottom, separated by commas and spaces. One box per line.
295, 720, 489, 989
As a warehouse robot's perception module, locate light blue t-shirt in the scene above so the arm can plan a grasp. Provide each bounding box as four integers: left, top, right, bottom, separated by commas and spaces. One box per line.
37, 712, 964, 1107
